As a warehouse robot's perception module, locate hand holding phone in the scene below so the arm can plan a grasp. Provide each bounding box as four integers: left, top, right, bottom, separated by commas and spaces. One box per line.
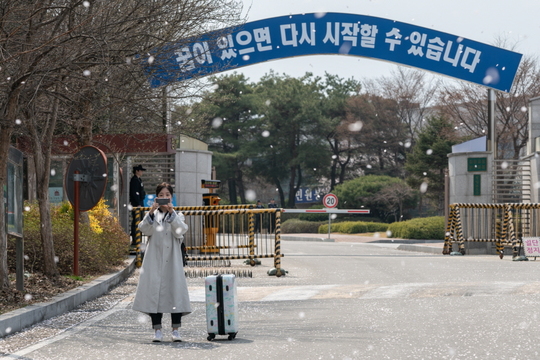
156, 198, 169, 205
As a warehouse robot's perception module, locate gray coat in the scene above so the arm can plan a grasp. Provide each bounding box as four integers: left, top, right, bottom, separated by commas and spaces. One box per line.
132, 210, 192, 316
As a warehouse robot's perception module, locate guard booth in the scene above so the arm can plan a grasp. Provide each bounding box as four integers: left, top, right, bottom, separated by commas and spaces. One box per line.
202, 179, 221, 253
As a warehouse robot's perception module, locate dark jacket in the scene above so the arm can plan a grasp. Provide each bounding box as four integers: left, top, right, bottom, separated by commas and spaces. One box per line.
130, 175, 146, 207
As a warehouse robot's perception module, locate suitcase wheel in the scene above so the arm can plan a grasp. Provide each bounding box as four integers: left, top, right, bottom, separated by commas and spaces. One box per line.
228, 333, 237, 340
207, 334, 215, 341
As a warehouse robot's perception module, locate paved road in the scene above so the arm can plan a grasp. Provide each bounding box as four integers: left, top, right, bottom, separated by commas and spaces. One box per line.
4, 240, 540, 359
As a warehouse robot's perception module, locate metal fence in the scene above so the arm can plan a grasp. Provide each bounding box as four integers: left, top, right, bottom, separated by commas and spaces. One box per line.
444, 203, 540, 258
132, 205, 284, 276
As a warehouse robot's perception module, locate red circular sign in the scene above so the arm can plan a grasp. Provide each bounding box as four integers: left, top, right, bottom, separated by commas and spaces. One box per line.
323, 193, 338, 208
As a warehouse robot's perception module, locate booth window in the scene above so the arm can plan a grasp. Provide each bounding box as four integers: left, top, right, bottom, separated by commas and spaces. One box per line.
468, 157, 487, 172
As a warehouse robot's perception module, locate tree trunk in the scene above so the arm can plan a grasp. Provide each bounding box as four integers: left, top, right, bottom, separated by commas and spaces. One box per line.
272, 179, 285, 209
287, 165, 297, 208
236, 169, 246, 204
32, 140, 59, 277
330, 158, 338, 190
27, 95, 60, 277
227, 178, 237, 204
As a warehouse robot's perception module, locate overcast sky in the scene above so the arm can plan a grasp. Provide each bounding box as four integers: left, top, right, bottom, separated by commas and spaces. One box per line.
220, 0, 540, 83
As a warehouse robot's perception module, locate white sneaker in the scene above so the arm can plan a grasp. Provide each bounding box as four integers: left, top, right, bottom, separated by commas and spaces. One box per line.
153, 329, 163, 342
171, 329, 182, 342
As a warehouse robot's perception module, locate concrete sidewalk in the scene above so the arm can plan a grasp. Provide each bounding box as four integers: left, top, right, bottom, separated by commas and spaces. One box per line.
0, 257, 137, 338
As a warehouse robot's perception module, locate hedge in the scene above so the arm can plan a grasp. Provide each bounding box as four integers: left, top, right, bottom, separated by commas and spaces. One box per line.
318, 221, 389, 234
386, 216, 445, 240
281, 219, 325, 233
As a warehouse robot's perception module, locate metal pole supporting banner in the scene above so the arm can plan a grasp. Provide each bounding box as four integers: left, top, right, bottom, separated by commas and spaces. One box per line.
488, 89, 496, 156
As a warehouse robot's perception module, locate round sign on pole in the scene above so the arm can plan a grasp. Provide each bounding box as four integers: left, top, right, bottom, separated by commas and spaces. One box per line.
323, 193, 338, 208
65, 146, 108, 212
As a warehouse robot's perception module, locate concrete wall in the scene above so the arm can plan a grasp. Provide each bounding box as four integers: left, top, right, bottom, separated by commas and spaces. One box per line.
448, 151, 493, 204
175, 135, 212, 206
447, 151, 495, 255
527, 97, 540, 203
528, 97, 540, 154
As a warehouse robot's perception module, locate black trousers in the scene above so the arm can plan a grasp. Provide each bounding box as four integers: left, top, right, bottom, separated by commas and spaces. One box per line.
149, 313, 182, 329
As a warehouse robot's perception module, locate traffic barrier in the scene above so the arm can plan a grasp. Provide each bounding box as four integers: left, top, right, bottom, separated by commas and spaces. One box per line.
133, 207, 285, 276
444, 203, 540, 259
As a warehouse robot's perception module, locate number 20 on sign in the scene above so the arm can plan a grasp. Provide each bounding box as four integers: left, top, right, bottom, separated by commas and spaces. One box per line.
323, 193, 338, 208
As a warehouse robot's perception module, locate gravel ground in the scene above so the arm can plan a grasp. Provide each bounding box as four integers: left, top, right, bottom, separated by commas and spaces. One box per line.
0, 272, 139, 355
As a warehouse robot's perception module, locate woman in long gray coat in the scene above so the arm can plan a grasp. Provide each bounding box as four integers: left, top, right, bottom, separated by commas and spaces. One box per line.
132, 182, 191, 342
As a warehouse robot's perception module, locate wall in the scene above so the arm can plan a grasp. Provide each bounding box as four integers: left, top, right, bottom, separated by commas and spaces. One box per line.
528, 97, 540, 202
175, 135, 212, 206
448, 151, 493, 204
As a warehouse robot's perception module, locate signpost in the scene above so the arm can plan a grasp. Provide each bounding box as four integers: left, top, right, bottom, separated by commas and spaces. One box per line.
323, 193, 338, 208
65, 146, 108, 276
522, 237, 540, 259
323, 193, 337, 239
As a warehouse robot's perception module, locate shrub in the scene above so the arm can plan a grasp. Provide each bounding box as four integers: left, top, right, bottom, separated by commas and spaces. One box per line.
387, 216, 445, 240
9, 199, 129, 276
318, 221, 389, 234
281, 219, 325, 233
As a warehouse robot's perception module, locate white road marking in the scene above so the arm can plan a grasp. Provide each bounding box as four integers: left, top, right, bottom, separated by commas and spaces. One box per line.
260, 285, 337, 301
188, 281, 540, 302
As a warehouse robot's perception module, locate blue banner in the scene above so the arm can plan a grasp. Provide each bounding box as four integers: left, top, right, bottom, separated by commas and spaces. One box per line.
295, 187, 320, 204
144, 12, 522, 92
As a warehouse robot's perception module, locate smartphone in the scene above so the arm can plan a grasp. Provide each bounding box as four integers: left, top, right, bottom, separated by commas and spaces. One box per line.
156, 198, 169, 205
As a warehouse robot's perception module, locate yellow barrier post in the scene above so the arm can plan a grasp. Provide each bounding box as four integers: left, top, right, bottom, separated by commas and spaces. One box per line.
454, 206, 466, 255
443, 205, 455, 255
495, 212, 504, 258
500, 205, 512, 259
274, 210, 283, 277
134, 208, 143, 268
506, 205, 520, 258
248, 210, 256, 266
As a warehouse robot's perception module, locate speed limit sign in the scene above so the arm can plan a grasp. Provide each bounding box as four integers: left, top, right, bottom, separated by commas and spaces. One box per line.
323, 193, 338, 208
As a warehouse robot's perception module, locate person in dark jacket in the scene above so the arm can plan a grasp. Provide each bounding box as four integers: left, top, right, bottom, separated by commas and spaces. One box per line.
130, 165, 146, 244
267, 198, 278, 233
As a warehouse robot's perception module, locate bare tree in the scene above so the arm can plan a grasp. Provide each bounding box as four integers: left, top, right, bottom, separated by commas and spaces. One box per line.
0, 0, 243, 287
346, 93, 408, 177
437, 56, 540, 159
364, 67, 440, 146
372, 181, 415, 222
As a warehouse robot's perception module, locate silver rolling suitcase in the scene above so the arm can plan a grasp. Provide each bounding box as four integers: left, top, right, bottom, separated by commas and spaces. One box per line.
205, 274, 238, 341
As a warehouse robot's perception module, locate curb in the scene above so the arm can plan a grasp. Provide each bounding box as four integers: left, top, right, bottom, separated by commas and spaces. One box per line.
0, 256, 136, 338
280, 235, 335, 242
397, 244, 443, 254
281, 235, 443, 254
